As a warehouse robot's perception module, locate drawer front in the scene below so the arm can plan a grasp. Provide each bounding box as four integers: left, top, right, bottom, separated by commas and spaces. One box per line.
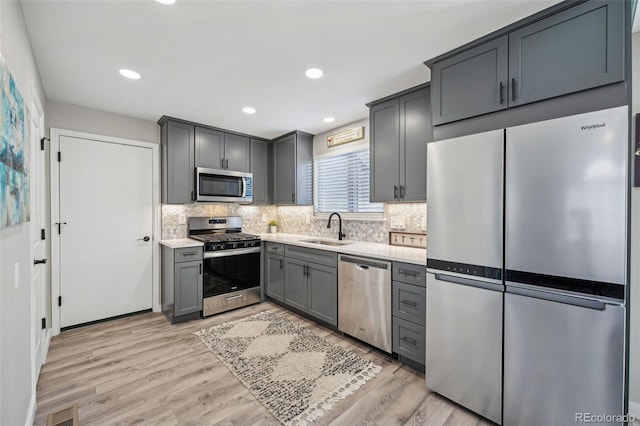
393, 262, 426, 287
392, 281, 426, 326
393, 317, 426, 365
175, 247, 203, 263
285, 244, 337, 268
265, 242, 285, 255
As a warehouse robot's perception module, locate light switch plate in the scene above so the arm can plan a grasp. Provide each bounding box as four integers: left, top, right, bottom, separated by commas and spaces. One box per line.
178, 214, 186, 225
421, 217, 427, 231
390, 216, 406, 229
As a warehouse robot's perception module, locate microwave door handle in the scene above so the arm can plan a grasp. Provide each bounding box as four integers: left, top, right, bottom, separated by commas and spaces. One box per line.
241, 178, 246, 198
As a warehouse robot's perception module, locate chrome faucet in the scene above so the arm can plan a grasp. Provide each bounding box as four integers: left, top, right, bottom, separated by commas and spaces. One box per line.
327, 212, 345, 240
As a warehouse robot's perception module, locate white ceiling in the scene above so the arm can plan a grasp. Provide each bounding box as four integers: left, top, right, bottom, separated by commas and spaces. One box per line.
21, 0, 561, 139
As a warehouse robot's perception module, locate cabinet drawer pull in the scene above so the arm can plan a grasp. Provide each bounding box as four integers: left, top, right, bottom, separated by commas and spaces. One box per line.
499, 81, 504, 104
400, 270, 419, 278
511, 78, 516, 101
400, 300, 418, 308
401, 336, 417, 346
182, 251, 198, 256
226, 294, 243, 301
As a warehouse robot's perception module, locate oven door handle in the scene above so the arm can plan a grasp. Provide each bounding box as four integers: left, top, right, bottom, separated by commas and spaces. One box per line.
203, 246, 261, 259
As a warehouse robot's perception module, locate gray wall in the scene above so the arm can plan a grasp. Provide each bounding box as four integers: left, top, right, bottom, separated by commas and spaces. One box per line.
0, 1, 47, 425
46, 100, 160, 144
630, 30, 640, 417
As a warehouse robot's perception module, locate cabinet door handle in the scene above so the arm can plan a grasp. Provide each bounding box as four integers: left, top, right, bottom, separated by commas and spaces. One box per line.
394, 185, 398, 199
225, 159, 229, 169
499, 81, 504, 104
400, 299, 418, 307
292, 193, 295, 203
191, 190, 194, 202
399, 185, 405, 199
220, 159, 224, 168
511, 78, 516, 101
279, 258, 283, 269
401, 336, 417, 346
199, 263, 202, 274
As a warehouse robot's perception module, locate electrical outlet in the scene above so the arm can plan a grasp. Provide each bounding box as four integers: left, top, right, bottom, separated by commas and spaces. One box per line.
178, 214, 186, 225
421, 217, 427, 231
14, 263, 20, 289
262, 214, 267, 222
390, 216, 406, 229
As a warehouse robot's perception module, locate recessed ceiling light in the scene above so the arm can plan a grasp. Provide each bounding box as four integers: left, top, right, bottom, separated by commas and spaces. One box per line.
242, 107, 256, 114
305, 68, 324, 79
155, 0, 176, 4
323, 117, 335, 123
119, 69, 141, 80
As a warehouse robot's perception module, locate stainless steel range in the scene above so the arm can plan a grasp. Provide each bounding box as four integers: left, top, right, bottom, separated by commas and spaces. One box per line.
188, 216, 261, 317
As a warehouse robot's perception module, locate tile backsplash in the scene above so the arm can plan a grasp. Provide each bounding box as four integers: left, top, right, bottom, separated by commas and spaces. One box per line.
162, 203, 426, 244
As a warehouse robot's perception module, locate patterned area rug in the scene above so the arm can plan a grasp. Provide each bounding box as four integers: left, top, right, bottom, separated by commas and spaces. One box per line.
195, 311, 382, 425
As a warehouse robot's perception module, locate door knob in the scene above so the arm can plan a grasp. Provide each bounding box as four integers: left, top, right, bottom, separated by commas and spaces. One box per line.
34, 258, 47, 265
138, 236, 151, 242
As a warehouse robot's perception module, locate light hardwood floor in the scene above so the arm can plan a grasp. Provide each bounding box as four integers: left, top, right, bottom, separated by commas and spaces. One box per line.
35, 302, 490, 426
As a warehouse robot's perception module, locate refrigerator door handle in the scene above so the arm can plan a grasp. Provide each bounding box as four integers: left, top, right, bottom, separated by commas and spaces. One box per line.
434, 273, 503, 293
506, 284, 607, 310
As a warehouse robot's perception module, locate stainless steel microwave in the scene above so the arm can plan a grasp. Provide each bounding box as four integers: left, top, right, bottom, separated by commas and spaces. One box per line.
196, 167, 253, 203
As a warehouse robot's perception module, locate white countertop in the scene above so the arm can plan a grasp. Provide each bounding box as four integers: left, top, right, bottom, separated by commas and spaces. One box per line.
159, 238, 204, 249
259, 233, 426, 266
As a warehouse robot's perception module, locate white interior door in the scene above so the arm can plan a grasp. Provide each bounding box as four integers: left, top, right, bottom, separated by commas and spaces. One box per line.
30, 99, 46, 383
58, 135, 153, 328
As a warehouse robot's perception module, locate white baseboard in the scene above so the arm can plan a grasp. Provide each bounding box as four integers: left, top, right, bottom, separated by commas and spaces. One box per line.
630, 401, 640, 419
43, 329, 52, 364
25, 391, 36, 426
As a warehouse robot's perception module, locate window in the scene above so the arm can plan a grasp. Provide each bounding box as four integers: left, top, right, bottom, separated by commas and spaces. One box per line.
315, 149, 383, 215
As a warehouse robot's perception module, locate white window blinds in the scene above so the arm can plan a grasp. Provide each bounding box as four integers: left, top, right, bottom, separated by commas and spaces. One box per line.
315, 149, 383, 214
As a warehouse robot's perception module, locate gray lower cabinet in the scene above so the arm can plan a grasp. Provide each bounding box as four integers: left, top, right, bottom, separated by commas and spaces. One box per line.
272, 131, 313, 205
162, 246, 203, 323
251, 138, 270, 205
274, 244, 338, 326
369, 84, 431, 202
428, 0, 624, 126
392, 262, 426, 367
265, 253, 284, 301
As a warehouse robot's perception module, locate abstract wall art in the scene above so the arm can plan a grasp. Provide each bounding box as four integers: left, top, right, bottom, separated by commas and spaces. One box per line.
0, 53, 30, 229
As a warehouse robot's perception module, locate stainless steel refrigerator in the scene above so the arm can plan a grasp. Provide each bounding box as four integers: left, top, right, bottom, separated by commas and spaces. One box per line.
426, 106, 628, 426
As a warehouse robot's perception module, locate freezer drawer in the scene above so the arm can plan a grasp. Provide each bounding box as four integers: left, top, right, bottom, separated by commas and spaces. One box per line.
504, 288, 624, 426
426, 272, 503, 425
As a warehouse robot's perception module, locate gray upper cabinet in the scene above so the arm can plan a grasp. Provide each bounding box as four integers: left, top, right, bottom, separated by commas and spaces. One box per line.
160, 116, 258, 203
428, 0, 624, 126
196, 127, 250, 172
161, 120, 195, 204
251, 138, 270, 205
369, 85, 431, 202
370, 99, 400, 202
508, 0, 624, 107
272, 131, 313, 205
431, 36, 508, 126
224, 133, 251, 172
195, 126, 224, 170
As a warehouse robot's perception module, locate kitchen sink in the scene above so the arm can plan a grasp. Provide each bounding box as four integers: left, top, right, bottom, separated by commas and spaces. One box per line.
302, 239, 352, 246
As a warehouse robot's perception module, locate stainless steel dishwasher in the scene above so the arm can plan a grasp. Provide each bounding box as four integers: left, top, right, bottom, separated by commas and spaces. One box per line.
338, 255, 391, 352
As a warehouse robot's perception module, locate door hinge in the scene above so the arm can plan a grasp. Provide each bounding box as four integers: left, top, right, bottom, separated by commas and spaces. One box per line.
41, 228, 46, 240
40, 137, 49, 151
41, 317, 46, 329
57, 151, 61, 162
58, 296, 62, 307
